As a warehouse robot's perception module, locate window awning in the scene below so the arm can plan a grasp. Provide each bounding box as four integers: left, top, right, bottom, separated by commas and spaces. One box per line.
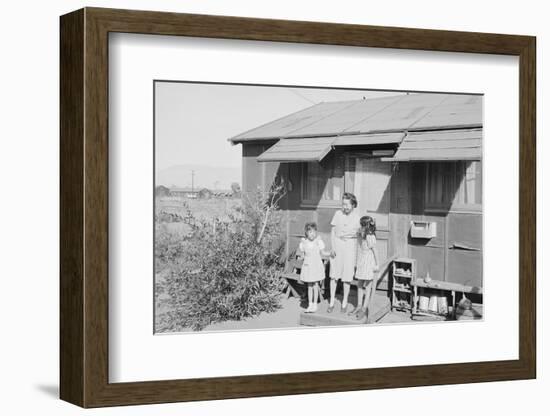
381, 129, 482, 162
256, 133, 404, 163
256, 137, 335, 163
332, 132, 404, 146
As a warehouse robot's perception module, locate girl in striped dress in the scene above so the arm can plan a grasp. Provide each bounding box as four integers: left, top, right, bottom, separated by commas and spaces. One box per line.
351, 216, 379, 320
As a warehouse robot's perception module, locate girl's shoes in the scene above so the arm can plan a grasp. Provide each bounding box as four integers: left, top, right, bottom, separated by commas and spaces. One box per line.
356, 309, 367, 320
305, 303, 318, 313
348, 306, 361, 316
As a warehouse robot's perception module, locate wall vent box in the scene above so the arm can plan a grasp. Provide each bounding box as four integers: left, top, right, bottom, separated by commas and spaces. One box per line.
410, 220, 437, 239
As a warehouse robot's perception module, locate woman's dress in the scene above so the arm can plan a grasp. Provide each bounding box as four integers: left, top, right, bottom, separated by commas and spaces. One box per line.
329, 210, 360, 282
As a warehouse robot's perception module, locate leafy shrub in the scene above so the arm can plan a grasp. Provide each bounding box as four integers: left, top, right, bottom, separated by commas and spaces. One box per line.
157, 183, 287, 331
156, 211, 184, 223
155, 226, 185, 272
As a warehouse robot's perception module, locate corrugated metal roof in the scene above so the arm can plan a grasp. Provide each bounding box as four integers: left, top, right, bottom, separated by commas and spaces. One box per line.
232, 101, 355, 141
289, 95, 404, 137
257, 133, 404, 163
230, 93, 482, 143
381, 129, 482, 162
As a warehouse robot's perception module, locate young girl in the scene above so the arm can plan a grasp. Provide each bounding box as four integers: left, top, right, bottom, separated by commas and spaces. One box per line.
297, 222, 330, 313
351, 216, 380, 320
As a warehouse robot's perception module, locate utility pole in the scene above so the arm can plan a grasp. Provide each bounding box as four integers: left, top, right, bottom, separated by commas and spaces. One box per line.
191, 170, 195, 192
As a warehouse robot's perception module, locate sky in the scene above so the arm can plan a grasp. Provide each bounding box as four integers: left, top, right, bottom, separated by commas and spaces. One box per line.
154, 82, 403, 174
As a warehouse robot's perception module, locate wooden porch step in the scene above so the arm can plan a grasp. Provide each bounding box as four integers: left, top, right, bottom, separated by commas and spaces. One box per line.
300, 293, 391, 326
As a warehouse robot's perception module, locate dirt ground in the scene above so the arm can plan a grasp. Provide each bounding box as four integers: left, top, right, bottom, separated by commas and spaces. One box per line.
156, 289, 412, 334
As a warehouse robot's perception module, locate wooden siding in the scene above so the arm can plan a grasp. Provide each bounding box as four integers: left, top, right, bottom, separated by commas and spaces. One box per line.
243, 144, 482, 290
406, 162, 483, 287
286, 163, 303, 209
242, 143, 264, 193
242, 141, 279, 193
447, 213, 483, 287
389, 163, 411, 259
354, 158, 391, 230
409, 213, 447, 280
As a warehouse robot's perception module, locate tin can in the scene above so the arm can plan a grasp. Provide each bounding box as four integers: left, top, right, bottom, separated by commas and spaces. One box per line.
418, 295, 430, 311
437, 295, 448, 315
428, 295, 438, 312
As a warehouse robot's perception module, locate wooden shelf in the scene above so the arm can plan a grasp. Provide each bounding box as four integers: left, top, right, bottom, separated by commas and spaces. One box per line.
411, 277, 483, 319
411, 279, 482, 295
393, 272, 413, 279
416, 308, 448, 317
411, 310, 448, 321
391, 258, 416, 312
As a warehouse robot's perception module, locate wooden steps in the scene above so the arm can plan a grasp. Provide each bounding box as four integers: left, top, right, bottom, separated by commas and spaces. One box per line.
300, 293, 391, 326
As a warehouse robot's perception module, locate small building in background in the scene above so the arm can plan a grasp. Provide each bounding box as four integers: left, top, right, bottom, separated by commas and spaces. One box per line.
198, 188, 213, 199
155, 185, 171, 198
169, 187, 199, 199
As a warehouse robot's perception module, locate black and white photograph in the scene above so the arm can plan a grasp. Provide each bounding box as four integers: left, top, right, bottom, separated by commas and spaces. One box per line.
154, 81, 483, 333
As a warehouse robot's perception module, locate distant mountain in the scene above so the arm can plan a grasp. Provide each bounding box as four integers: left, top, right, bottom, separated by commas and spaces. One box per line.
156, 164, 241, 190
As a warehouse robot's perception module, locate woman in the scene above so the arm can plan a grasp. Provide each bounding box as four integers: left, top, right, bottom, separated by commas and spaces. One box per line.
328, 192, 361, 313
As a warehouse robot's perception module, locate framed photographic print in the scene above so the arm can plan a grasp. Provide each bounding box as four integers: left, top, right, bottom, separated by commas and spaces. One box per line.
60, 7, 536, 408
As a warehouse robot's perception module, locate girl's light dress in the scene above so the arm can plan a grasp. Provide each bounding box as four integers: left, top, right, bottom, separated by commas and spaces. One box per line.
355, 234, 377, 281
299, 237, 326, 283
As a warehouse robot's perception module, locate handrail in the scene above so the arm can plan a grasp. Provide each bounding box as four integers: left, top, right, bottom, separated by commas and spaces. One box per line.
374, 254, 399, 289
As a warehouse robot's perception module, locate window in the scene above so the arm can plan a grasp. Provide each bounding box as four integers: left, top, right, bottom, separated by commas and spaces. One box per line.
425, 163, 455, 208
455, 160, 482, 207
301, 154, 345, 205
425, 161, 482, 211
